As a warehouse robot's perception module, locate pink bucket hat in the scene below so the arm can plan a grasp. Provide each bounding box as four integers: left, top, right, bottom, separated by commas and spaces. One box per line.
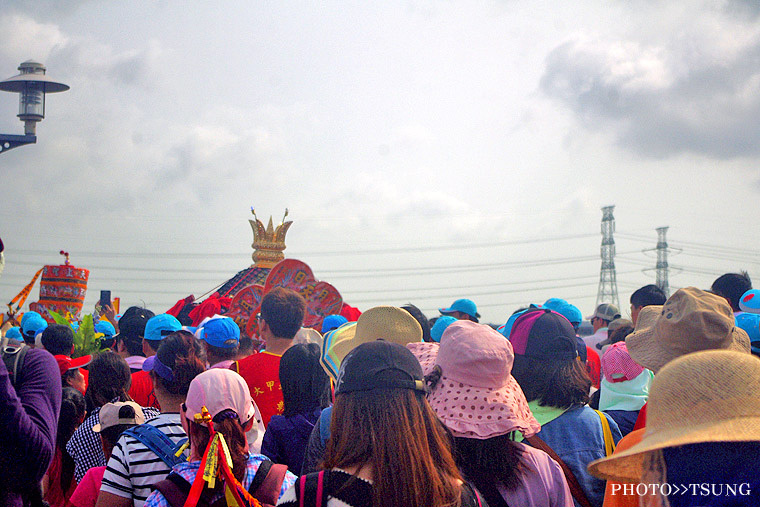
184, 369, 256, 425
409, 320, 540, 440
601, 341, 645, 383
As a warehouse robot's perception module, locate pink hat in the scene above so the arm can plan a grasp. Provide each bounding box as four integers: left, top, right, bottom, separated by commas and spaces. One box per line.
184, 369, 255, 425
409, 320, 540, 440
601, 342, 644, 383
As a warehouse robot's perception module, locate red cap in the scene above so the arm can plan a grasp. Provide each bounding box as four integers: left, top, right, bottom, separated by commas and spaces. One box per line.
54, 354, 92, 376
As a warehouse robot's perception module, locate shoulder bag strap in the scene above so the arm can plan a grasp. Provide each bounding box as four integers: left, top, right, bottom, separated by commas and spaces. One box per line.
298, 470, 325, 507
525, 435, 594, 507
594, 409, 616, 456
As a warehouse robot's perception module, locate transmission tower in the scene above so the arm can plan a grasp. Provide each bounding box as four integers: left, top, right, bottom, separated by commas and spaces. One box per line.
655, 226, 670, 298
596, 205, 620, 309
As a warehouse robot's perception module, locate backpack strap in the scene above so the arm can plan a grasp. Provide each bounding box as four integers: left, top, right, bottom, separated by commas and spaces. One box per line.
298, 470, 325, 507
248, 459, 288, 506
153, 472, 192, 507
124, 424, 188, 468
460, 482, 488, 507
525, 435, 594, 507
594, 409, 616, 456
2, 340, 28, 387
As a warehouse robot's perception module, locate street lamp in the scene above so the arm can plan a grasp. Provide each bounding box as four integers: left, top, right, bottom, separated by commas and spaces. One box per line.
0, 60, 69, 154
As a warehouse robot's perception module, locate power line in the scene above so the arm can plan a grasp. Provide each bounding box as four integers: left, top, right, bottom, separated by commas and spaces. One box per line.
5, 232, 599, 259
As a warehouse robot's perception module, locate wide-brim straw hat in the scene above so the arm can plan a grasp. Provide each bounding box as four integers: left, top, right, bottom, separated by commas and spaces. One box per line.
588, 350, 760, 482
320, 306, 422, 381
408, 320, 540, 440
626, 287, 750, 373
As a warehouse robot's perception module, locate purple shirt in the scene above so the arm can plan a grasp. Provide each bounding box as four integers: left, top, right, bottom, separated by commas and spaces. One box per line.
0, 347, 62, 507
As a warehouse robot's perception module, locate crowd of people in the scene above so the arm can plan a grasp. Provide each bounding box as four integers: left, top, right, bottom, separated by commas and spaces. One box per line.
2, 271, 760, 507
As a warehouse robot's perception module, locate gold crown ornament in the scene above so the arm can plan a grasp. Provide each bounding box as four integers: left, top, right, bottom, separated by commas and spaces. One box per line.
249, 208, 293, 268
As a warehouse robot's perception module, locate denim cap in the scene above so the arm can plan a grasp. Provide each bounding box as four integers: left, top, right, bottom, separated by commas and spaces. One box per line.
197, 316, 240, 349
95, 320, 116, 337
22, 313, 48, 338
144, 313, 182, 341
431, 316, 457, 342
321, 314, 348, 334
543, 298, 583, 326
439, 298, 480, 319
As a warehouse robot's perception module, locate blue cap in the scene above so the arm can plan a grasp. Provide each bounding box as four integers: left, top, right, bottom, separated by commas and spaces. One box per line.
144, 314, 182, 341
739, 289, 760, 314
543, 298, 583, 326
22, 314, 48, 338
71, 321, 80, 331
430, 316, 457, 342
5, 327, 22, 340
197, 317, 240, 349
321, 315, 348, 334
95, 320, 116, 338
499, 305, 542, 339
439, 298, 480, 319
20, 311, 42, 327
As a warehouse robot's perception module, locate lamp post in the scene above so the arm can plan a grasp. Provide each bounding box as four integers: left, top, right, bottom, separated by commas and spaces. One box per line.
0, 60, 69, 154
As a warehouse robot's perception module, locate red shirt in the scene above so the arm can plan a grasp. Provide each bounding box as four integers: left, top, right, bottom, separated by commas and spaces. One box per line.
233, 351, 283, 427
128, 370, 160, 410
585, 346, 601, 389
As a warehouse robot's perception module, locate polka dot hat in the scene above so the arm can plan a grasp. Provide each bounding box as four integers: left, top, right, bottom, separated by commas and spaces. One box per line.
408, 320, 540, 440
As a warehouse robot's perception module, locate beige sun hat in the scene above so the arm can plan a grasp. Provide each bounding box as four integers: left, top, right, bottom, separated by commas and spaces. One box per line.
625, 287, 750, 373
320, 306, 423, 380
588, 349, 760, 482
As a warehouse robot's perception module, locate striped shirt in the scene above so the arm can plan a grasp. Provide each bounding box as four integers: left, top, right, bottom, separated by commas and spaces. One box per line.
99, 414, 186, 507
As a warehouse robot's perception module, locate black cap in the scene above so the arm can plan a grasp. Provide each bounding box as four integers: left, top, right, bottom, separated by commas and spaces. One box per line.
335, 340, 426, 394
511, 308, 579, 361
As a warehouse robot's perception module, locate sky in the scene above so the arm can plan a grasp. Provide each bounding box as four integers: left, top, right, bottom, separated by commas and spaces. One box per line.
1, 0, 759, 325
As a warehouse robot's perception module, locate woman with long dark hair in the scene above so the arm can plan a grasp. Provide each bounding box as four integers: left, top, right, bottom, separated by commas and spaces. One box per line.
412, 320, 573, 507
278, 340, 484, 507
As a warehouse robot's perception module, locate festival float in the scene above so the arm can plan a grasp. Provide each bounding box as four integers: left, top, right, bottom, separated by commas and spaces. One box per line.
178, 209, 345, 338
4, 250, 90, 326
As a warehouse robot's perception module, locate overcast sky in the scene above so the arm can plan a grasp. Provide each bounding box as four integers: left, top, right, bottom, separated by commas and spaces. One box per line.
1, 1, 759, 325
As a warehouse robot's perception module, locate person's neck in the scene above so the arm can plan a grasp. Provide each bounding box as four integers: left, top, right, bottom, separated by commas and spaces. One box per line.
264, 336, 293, 355
155, 391, 184, 413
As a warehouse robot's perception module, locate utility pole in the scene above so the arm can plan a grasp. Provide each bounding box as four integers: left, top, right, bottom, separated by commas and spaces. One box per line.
596, 205, 620, 309
655, 226, 670, 298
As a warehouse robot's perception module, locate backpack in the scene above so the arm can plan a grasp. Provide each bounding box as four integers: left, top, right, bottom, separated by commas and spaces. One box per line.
1, 336, 29, 387
123, 423, 189, 468
295, 470, 484, 507
153, 459, 288, 507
